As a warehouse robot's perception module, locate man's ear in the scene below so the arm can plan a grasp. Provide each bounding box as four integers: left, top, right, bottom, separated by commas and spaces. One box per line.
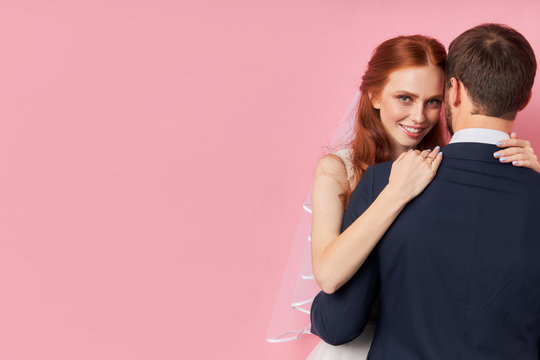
519, 90, 533, 111
368, 91, 381, 110
447, 77, 461, 108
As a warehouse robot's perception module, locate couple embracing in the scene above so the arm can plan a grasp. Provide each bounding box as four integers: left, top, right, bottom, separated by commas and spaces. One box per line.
307, 24, 540, 359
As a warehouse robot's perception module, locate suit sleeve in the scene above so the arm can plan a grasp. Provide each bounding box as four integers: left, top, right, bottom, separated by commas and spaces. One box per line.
310, 166, 380, 345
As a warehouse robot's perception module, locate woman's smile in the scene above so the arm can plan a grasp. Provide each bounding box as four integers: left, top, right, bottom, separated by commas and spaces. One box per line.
399, 124, 425, 138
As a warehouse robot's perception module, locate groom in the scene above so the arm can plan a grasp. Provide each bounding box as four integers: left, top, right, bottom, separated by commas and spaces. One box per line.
310, 24, 540, 359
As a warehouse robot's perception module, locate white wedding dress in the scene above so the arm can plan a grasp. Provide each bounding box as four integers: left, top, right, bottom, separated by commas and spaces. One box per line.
306, 148, 375, 360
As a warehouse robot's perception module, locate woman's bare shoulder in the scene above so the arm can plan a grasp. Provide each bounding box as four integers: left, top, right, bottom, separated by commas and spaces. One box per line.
314, 153, 349, 188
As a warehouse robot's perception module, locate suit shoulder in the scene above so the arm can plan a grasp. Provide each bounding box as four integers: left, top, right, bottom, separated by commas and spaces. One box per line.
359, 161, 392, 197
530, 170, 540, 182
522, 169, 540, 190
370, 161, 392, 173
350, 161, 393, 193
367, 161, 392, 181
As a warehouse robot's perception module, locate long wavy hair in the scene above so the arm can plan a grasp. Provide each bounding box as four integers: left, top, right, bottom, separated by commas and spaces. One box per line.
342, 35, 448, 205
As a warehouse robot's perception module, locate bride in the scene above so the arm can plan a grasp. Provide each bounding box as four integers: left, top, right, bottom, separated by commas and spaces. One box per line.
267, 34, 539, 359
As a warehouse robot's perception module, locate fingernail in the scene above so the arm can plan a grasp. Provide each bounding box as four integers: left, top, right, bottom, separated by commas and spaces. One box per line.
500, 157, 507, 161
427, 149, 432, 152
494, 152, 501, 158
439, 152, 443, 156
513, 161, 519, 165
497, 141, 503, 146
408, 149, 413, 152
435, 146, 440, 150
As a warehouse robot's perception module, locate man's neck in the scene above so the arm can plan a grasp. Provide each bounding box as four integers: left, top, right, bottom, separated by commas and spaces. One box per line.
453, 114, 513, 134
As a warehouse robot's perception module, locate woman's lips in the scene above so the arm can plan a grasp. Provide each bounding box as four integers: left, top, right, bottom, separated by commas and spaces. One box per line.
399, 124, 424, 138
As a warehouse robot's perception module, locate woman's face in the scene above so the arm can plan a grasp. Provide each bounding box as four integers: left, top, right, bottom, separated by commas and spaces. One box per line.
371, 65, 445, 156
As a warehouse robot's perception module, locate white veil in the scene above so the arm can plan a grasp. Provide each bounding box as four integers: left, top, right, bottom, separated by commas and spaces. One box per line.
266, 90, 360, 342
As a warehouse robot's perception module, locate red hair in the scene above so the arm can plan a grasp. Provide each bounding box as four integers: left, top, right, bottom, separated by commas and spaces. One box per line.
343, 35, 448, 205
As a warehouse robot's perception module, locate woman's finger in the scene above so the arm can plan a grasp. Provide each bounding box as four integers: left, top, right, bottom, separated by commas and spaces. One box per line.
422, 146, 440, 164
512, 159, 532, 168
403, 149, 422, 161
494, 146, 534, 159
394, 151, 408, 163
430, 151, 443, 171
498, 153, 540, 171
496, 138, 531, 149
420, 149, 431, 158
428, 146, 441, 160
512, 159, 540, 171
497, 153, 537, 163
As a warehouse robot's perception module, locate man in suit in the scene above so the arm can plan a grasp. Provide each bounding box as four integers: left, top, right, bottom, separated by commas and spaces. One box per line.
310, 24, 540, 359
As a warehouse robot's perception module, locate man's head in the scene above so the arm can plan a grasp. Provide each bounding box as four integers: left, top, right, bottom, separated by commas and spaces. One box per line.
445, 23, 537, 134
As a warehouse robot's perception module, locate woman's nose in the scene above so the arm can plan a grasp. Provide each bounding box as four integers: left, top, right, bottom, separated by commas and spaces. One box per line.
410, 103, 425, 123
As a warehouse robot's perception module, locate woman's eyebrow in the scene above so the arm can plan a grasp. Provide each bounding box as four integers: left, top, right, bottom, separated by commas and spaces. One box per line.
394, 90, 418, 98
394, 90, 443, 99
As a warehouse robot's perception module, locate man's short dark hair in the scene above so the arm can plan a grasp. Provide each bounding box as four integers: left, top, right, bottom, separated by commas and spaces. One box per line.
446, 23, 537, 120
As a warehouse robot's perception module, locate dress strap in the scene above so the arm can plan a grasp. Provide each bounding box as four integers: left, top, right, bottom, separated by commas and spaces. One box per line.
332, 148, 354, 180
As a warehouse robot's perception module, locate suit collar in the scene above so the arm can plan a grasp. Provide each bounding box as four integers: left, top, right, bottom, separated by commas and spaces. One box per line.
441, 143, 501, 164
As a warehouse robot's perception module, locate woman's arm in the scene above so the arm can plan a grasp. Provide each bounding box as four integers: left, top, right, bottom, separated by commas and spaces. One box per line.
310, 165, 381, 345
311, 148, 442, 294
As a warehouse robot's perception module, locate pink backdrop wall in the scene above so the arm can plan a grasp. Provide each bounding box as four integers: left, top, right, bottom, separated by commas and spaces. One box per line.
0, 1, 539, 359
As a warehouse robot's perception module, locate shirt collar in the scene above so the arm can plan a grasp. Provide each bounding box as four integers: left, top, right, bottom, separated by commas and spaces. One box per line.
449, 128, 510, 145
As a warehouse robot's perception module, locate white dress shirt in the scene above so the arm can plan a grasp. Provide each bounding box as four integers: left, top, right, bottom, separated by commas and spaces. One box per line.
449, 128, 510, 145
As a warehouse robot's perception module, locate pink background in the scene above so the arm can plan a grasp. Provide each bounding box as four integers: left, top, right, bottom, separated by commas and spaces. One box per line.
0, 1, 539, 359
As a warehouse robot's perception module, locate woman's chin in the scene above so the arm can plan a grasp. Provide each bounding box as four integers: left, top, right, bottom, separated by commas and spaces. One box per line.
399, 139, 422, 150
391, 133, 424, 151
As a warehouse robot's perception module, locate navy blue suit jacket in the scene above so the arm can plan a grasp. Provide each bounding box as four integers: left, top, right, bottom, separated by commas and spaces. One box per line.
311, 143, 540, 359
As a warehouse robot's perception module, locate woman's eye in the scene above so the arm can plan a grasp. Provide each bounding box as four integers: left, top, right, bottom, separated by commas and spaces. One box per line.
427, 99, 442, 106
398, 95, 412, 103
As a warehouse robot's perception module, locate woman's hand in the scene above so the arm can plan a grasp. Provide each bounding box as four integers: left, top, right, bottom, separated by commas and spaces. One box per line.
494, 132, 539, 171
386, 146, 443, 202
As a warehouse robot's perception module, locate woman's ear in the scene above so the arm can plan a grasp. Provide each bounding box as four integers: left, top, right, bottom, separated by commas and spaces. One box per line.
368, 92, 381, 109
